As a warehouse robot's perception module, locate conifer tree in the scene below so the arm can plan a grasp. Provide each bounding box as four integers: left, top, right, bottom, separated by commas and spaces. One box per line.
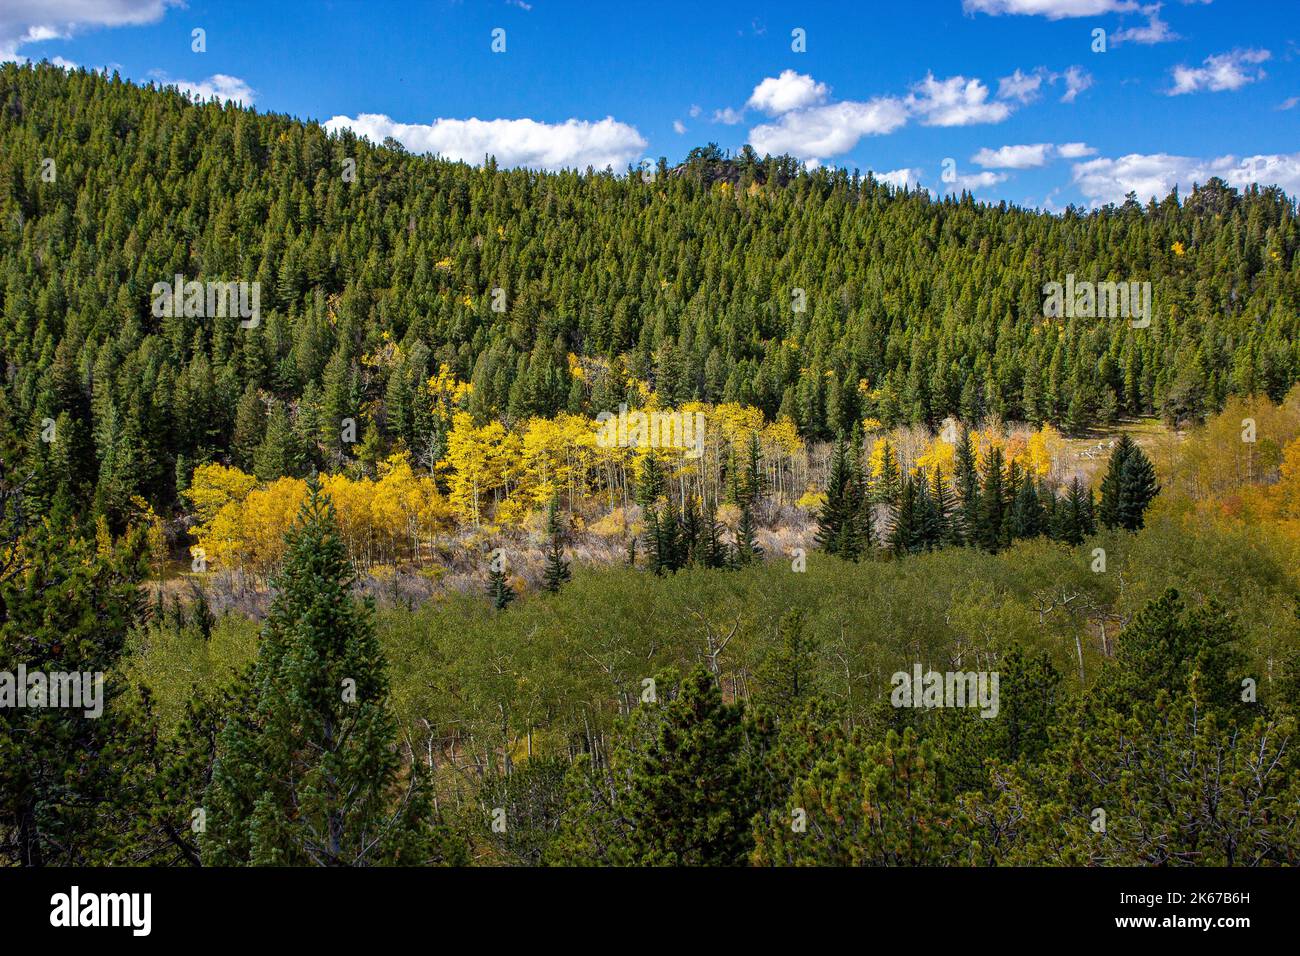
953, 427, 980, 544
929, 468, 961, 547
815, 437, 864, 560
1097, 436, 1160, 531
700, 497, 730, 569
619, 668, 757, 866
976, 446, 1007, 552
888, 473, 920, 556
488, 560, 517, 610
1010, 473, 1047, 540
873, 439, 903, 505
541, 498, 571, 594
635, 454, 665, 509
204, 482, 461, 865
733, 500, 762, 566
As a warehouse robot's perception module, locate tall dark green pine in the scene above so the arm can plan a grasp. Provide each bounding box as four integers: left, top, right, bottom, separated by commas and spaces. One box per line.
930, 468, 961, 547
635, 454, 665, 508
815, 437, 864, 561
1096, 435, 1134, 529
541, 498, 571, 594
873, 439, 903, 505
1052, 476, 1094, 545
204, 482, 460, 865
733, 500, 762, 566
975, 445, 1007, 553
700, 498, 730, 569
1117, 443, 1159, 530
912, 471, 942, 551
620, 668, 757, 866
488, 558, 517, 610
888, 473, 919, 556
1010, 473, 1047, 539
954, 427, 980, 544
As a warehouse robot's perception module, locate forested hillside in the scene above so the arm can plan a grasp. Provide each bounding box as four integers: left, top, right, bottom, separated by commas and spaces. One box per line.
2, 62, 1298, 532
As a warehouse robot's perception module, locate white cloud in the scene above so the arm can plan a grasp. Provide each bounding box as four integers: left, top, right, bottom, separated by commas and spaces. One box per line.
1057, 141, 1097, 158
688, 104, 702, 118
1111, 3, 1179, 45
906, 73, 1011, 126
974, 142, 1097, 168
746, 69, 830, 114
943, 170, 1009, 193
1072, 151, 1300, 205
0, 0, 175, 62
712, 106, 745, 125
672, 119, 687, 134
997, 68, 1045, 104
1279, 96, 1299, 111
1059, 66, 1094, 103
749, 98, 909, 162
323, 113, 647, 172
973, 143, 1055, 168
166, 73, 255, 105
964, 0, 1138, 17
874, 167, 926, 191
1169, 48, 1270, 95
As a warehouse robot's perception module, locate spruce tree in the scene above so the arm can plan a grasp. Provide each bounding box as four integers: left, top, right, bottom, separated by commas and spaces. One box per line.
1096, 435, 1134, 529
488, 559, 517, 610
954, 427, 980, 544
1117, 443, 1159, 530
976, 445, 1007, 552
620, 668, 757, 866
541, 498, 571, 594
1010, 472, 1047, 540
815, 437, 864, 560
888, 473, 919, 556
733, 500, 762, 566
930, 468, 961, 547
873, 439, 903, 505
204, 482, 460, 865
700, 498, 730, 569
635, 453, 665, 509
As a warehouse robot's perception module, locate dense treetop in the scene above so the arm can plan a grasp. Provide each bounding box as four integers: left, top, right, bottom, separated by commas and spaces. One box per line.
2, 63, 1297, 522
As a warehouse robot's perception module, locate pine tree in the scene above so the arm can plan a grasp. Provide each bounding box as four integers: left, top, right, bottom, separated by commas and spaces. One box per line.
954, 427, 980, 544
541, 498, 571, 594
815, 437, 864, 560
620, 668, 757, 865
733, 500, 762, 566
204, 481, 461, 865
913, 470, 942, 551
635, 453, 665, 508
700, 497, 730, 569
1097, 435, 1133, 529
929, 468, 961, 547
1053, 476, 1094, 545
487, 554, 517, 610
976, 445, 1007, 552
888, 473, 919, 556
1096, 434, 1158, 531
1010, 472, 1047, 540
873, 439, 903, 505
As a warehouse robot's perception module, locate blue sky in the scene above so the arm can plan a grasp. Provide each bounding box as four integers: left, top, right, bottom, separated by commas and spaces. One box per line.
4, 0, 1298, 209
